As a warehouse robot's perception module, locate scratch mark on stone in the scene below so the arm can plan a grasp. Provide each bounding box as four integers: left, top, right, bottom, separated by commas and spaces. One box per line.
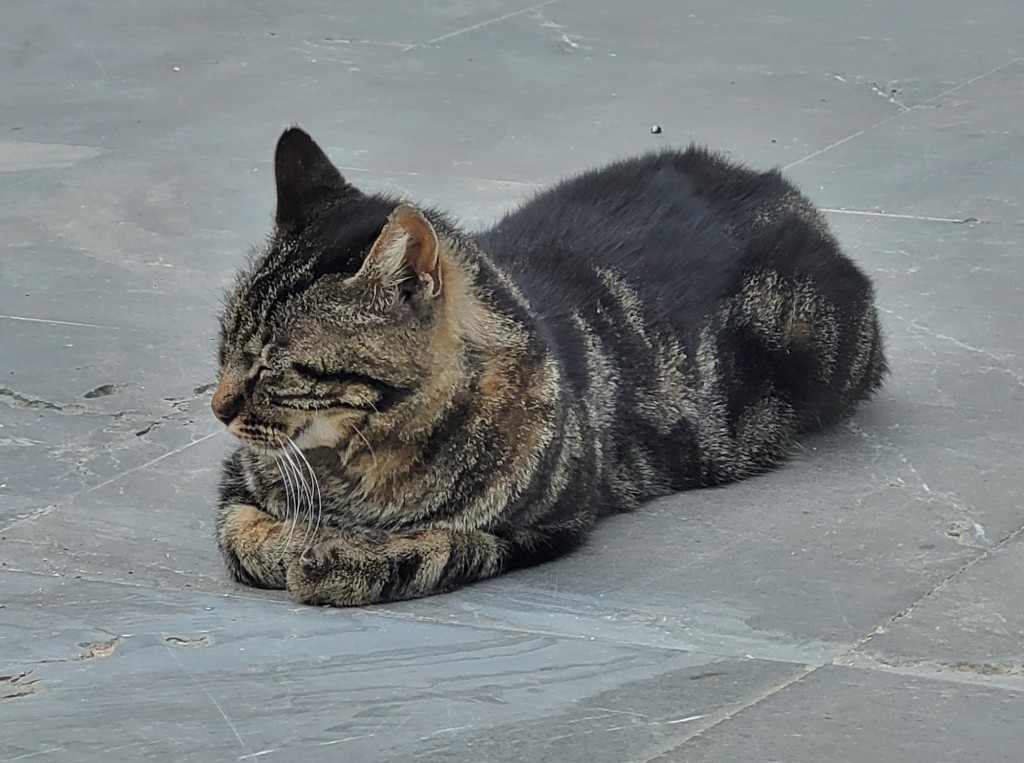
786, 55, 1024, 170
238, 751, 279, 761
422, 0, 562, 46
73, 431, 222, 499
592, 706, 650, 718
422, 724, 474, 738
318, 736, 369, 747
321, 713, 412, 747
665, 713, 710, 724
822, 208, 987, 224
6, 748, 67, 761
0, 314, 112, 329
3, 429, 223, 532
167, 647, 253, 757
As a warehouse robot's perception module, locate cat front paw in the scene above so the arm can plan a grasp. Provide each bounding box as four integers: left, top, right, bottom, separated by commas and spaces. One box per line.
285, 535, 396, 606
218, 503, 292, 589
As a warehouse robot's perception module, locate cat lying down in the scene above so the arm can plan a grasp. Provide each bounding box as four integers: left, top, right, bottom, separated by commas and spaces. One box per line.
212, 127, 886, 606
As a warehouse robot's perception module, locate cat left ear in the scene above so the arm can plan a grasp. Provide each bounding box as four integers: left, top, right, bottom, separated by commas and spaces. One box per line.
274, 127, 355, 234
362, 205, 442, 298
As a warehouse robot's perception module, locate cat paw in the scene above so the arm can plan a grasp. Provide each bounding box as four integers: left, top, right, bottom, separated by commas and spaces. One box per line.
285, 535, 394, 606
218, 503, 291, 589
221, 503, 276, 536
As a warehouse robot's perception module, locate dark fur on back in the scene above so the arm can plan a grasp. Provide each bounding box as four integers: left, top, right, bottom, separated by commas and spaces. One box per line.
212, 129, 886, 606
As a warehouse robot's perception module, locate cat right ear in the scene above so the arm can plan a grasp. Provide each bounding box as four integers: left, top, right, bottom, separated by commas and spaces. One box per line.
273, 127, 355, 234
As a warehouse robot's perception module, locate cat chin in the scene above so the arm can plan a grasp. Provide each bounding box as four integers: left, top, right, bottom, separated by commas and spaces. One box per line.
289, 414, 353, 452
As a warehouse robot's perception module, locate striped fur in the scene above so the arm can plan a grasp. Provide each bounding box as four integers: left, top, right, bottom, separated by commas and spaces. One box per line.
213, 128, 887, 606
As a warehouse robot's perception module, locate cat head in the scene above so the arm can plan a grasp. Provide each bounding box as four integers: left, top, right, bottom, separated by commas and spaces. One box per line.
214, 127, 468, 452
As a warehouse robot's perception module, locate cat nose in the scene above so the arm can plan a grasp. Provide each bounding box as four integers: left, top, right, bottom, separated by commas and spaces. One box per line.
211, 379, 244, 424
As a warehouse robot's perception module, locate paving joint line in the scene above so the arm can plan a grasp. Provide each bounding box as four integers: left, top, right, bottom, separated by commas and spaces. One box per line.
839, 518, 1024, 658
631, 663, 823, 762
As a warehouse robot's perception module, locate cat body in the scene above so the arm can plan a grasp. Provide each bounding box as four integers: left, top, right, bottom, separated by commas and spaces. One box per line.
214, 128, 886, 606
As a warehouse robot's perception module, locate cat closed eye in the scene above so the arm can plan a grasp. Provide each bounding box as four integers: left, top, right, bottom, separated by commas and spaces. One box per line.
292, 363, 339, 381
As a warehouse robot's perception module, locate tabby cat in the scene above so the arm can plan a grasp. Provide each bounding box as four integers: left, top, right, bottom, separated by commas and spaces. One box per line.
213, 127, 886, 606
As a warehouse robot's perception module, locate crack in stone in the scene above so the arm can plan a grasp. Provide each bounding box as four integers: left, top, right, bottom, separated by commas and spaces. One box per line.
844, 421, 980, 528
0, 671, 40, 701
0, 386, 81, 412
882, 309, 1024, 390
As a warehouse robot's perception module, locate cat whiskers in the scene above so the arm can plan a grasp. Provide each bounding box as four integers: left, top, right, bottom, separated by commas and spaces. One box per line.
272, 451, 301, 566
274, 432, 314, 559
283, 434, 323, 551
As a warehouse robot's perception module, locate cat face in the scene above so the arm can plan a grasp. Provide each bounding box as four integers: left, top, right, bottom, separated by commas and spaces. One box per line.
213, 128, 456, 452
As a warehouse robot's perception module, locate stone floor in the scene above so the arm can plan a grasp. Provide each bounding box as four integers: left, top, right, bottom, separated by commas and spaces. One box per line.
2, 2, 1023, 761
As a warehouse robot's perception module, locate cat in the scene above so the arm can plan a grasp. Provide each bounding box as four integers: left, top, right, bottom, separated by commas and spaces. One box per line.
213, 127, 886, 607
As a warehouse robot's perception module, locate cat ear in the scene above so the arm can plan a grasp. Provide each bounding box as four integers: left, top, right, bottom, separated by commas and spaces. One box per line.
361, 204, 442, 298
273, 127, 354, 233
